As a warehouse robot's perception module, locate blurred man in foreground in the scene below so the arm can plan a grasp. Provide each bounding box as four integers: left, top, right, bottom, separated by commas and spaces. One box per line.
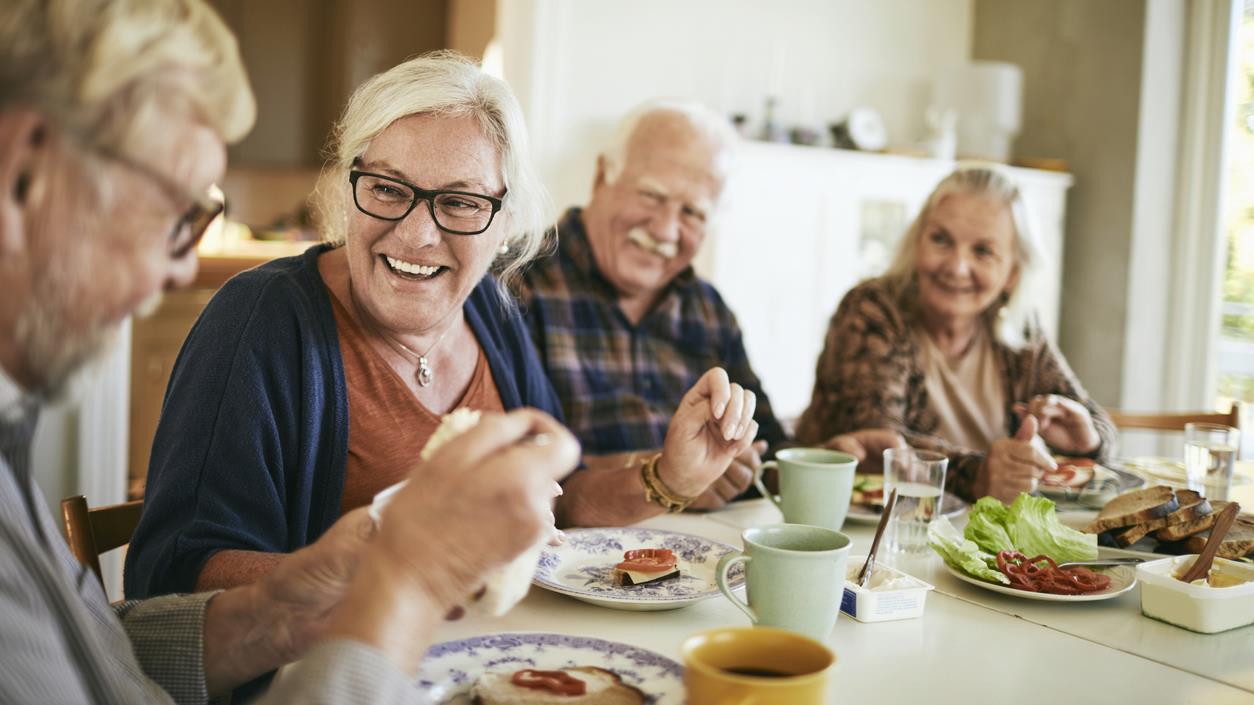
0, 1, 576, 702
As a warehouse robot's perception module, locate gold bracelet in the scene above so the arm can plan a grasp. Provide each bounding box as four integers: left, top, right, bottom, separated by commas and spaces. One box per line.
639, 452, 695, 513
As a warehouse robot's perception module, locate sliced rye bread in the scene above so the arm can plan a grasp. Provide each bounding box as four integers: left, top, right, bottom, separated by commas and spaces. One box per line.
1154, 500, 1240, 542
1084, 485, 1179, 533
1112, 490, 1212, 547
1182, 515, 1254, 559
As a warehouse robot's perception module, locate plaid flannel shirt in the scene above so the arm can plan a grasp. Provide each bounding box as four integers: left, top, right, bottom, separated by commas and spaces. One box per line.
517, 208, 786, 455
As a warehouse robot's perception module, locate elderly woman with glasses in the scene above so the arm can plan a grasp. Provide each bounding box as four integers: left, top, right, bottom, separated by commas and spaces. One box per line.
795, 166, 1116, 504
126, 52, 759, 600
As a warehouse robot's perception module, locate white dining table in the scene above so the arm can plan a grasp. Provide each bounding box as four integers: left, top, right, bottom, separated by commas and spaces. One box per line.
431, 497, 1254, 705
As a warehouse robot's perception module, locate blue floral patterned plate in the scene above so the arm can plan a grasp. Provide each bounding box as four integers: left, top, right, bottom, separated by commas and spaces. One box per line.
533, 527, 745, 611
419, 632, 683, 704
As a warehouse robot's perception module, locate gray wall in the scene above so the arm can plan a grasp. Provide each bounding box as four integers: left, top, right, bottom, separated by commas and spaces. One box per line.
973, 0, 1148, 406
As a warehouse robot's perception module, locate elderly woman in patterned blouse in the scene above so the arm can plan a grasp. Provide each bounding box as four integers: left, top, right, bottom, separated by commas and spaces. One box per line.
796, 165, 1115, 503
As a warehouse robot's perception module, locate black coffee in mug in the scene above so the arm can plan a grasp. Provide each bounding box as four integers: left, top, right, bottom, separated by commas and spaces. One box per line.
722, 666, 795, 679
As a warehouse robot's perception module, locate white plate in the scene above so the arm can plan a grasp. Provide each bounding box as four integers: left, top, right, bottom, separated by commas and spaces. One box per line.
846, 492, 968, 524
533, 527, 744, 611
419, 632, 683, 704
943, 562, 1138, 602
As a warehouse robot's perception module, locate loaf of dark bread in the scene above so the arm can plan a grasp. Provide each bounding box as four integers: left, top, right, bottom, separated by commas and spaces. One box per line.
1113, 489, 1212, 547
1085, 486, 1179, 533
1181, 515, 1254, 560
1154, 500, 1239, 542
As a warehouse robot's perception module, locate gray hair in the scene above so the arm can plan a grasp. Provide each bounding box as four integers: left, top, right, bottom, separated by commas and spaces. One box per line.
601, 99, 740, 198
0, 0, 254, 158
0, 0, 253, 399
879, 164, 1046, 348
313, 51, 552, 297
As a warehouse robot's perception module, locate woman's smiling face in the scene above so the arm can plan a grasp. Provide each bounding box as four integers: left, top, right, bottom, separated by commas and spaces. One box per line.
344, 112, 506, 336
914, 191, 1019, 330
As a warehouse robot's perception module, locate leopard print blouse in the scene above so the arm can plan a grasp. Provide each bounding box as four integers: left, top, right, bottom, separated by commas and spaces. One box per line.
795, 279, 1117, 501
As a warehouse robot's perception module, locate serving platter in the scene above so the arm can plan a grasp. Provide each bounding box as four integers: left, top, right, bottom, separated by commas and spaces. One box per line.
420, 632, 683, 705
533, 527, 744, 611
943, 562, 1138, 602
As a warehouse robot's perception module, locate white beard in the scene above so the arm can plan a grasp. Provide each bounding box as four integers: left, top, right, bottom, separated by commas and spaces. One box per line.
13, 271, 120, 403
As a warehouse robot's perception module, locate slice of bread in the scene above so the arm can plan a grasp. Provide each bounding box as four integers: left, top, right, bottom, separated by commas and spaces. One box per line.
1154, 500, 1239, 542
1182, 515, 1254, 560
1085, 486, 1179, 533
473, 667, 646, 705
1112, 489, 1212, 547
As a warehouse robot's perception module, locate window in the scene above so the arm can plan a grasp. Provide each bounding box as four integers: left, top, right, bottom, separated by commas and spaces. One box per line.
1217, 0, 1254, 409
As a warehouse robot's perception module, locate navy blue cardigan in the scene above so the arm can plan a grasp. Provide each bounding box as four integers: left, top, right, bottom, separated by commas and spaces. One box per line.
125, 244, 564, 598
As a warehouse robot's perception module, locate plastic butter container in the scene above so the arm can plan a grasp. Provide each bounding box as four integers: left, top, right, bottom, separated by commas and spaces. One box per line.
1136, 555, 1254, 634
841, 556, 934, 623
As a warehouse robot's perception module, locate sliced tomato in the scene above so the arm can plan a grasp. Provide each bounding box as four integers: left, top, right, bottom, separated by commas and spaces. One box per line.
511, 669, 587, 695
616, 548, 677, 572
1040, 466, 1077, 487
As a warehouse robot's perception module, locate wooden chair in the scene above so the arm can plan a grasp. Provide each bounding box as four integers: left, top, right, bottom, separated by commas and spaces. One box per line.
60, 495, 144, 589
1106, 402, 1242, 433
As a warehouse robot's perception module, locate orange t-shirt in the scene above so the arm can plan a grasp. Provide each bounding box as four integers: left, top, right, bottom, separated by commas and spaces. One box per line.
328, 290, 505, 514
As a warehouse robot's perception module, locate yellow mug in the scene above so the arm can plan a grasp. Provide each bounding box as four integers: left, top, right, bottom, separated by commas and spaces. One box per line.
682, 626, 834, 705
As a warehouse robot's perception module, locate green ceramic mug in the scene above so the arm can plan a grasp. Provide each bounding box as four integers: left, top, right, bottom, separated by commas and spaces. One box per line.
715, 523, 851, 642
753, 447, 858, 531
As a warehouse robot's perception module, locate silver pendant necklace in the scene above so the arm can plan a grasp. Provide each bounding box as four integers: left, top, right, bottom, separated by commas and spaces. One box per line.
386, 324, 454, 387
348, 282, 457, 388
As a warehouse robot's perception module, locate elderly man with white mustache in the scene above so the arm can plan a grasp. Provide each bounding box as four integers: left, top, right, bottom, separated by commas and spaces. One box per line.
519, 102, 901, 524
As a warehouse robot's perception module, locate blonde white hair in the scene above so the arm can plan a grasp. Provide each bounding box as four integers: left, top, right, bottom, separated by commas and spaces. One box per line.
313, 51, 552, 296
879, 164, 1046, 348
0, 0, 253, 398
0, 0, 254, 158
601, 99, 740, 196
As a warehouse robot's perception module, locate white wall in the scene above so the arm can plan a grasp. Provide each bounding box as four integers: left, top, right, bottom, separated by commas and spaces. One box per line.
502, 0, 974, 213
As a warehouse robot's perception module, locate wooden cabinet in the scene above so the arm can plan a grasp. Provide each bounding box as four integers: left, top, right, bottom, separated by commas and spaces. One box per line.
128, 289, 215, 495
693, 142, 1073, 420
127, 247, 310, 496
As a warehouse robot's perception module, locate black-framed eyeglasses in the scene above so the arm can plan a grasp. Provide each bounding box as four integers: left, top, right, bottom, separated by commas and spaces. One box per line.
92, 145, 225, 259
349, 169, 504, 235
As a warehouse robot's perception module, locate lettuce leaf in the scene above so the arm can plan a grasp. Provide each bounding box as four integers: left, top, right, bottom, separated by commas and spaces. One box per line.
962, 493, 1097, 564
964, 497, 1015, 555
928, 516, 1009, 584
1001, 493, 1097, 564
930, 493, 1098, 584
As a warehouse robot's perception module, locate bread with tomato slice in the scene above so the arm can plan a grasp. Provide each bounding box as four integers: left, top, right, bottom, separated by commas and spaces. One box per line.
472, 667, 645, 705
612, 548, 680, 587
1041, 457, 1096, 489
422, 409, 543, 617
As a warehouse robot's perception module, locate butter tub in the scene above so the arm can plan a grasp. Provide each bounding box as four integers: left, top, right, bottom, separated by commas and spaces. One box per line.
841, 556, 934, 623
1137, 555, 1254, 634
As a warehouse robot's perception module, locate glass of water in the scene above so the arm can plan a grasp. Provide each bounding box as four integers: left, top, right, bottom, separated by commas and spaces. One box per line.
883, 448, 948, 554
1183, 423, 1239, 499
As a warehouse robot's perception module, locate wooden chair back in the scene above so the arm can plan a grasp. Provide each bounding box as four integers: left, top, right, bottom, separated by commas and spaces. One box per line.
60, 495, 144, 589
1106, 402, 1242, 434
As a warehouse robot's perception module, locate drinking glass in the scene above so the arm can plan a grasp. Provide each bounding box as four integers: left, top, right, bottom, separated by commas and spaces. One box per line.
883, 448, 948, 554
1183, 423, 1239, 499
